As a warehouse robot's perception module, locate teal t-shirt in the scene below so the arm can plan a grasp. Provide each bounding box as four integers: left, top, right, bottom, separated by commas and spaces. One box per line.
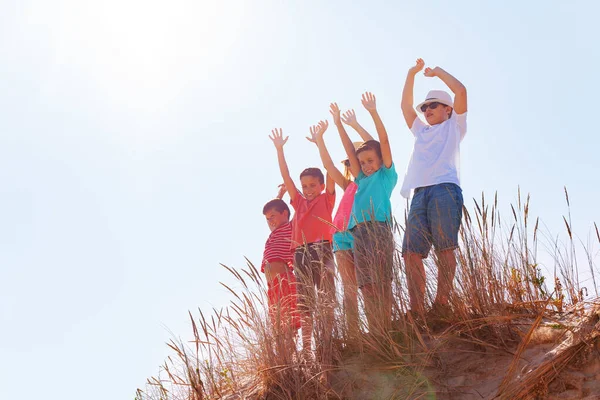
348, 162, 398, 230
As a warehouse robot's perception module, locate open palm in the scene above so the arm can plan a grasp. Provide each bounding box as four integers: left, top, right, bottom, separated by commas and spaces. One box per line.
269, 128, 289, 149
329, 103, 341, 125
361, 92, 377, 111
341, 109, 357, 126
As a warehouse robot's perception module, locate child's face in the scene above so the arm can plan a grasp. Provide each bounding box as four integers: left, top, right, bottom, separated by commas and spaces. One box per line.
264, 208, 288, 232
423, 103, 452, 125
357, 149, 382, 176
300, 175, 325, 201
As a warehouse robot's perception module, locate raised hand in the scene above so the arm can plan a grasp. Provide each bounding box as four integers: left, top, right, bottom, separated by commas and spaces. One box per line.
317, 119, 329, 135
341, 109, 358, 126
329, 103, 342, 125
276, 183, 287, 199
305, 120, 329, 143
306, 125, 319, 144
269, 128, 288, 149
424, 66, 439, 78
409, 58, 425, 75
361, 92, 377, 112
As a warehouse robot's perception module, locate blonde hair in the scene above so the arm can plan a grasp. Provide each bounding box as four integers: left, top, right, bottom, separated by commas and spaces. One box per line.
342, 160, 353, 182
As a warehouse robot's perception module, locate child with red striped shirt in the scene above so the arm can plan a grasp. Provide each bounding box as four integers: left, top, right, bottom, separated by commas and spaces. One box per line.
261, 193, 301, 342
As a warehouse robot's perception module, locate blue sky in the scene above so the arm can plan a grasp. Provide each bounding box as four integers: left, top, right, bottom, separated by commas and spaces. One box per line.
1, 1, 598, 399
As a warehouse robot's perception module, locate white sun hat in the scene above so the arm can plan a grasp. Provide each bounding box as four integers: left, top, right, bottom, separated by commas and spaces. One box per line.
340, 142, 364, 163
416, 90, 454, 113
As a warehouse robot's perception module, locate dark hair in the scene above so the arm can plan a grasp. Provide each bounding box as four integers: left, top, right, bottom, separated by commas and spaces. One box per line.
355, 140, 382, 160
299, 167, 325, 184
262, 199, 290, 219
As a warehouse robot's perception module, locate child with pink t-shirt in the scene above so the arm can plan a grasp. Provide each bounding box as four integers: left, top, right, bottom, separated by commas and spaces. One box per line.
261, 191, 301, 337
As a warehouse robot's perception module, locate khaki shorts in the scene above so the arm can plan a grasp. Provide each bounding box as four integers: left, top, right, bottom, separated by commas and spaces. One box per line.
351, 221, 394, 288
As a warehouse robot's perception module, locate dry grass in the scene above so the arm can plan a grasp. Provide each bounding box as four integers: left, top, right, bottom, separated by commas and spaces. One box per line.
495, 303, 600, 399
136, 189, 599, 400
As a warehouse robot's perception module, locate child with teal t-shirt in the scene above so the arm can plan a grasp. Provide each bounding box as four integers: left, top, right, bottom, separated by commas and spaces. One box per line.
341, 92, 398, 336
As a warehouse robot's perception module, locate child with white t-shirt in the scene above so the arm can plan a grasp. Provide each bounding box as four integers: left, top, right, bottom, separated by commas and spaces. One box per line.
400, 58, 468, 321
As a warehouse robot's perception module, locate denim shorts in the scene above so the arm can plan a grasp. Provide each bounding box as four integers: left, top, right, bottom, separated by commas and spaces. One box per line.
402, 183, 464, 258
332, 230, 354, 252
351, 221, 395, 288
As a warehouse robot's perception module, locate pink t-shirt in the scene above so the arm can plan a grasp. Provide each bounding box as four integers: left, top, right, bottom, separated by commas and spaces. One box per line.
332, 182, 358, 233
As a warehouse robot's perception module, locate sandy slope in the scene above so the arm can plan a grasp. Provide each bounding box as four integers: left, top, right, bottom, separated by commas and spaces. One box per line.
326, 305, 600, 400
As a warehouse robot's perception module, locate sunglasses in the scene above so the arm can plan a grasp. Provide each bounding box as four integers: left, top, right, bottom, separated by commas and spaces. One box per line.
420, 101, 444, 112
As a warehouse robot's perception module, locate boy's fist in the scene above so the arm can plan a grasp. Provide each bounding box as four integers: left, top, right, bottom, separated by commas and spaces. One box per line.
269, 128, 288, 149
424, 66, 439, 77
409, 58, 425, 75
361, 92, 377, 112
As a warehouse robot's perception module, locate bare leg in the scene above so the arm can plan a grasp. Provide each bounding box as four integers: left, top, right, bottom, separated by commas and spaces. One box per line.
361, 284, 377, 333
298, 293, 313, 356
434, 249, 457, 306
382, 278, 392, 332
316, 266, 335, 361
361, 280, 392, 337
336, 250, 360, 341
315, 261, 335, 387
266, 265, 300, 360
293, 253, 315, 358
404, 252, 426, 318
296, 268, 316, 357
354, 221, 395, 338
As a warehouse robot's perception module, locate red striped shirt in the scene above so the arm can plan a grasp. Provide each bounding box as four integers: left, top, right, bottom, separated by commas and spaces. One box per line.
261, 222, 293, 272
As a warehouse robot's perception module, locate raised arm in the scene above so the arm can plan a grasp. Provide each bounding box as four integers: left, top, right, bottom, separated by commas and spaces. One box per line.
306, 120, 350, 190
361, 92, 392, 169
269, 128, 298, 202
340, 109, 374, 142
401, 58, 424, 128
330, 103, 360, 178
325, 172, 335, 196
424, 66, 467, 114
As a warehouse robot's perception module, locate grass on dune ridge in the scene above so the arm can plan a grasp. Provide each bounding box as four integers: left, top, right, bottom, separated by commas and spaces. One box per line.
136, 188, 600, 400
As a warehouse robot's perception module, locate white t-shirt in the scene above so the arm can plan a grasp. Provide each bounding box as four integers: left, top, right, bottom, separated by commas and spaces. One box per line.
400, 112, 467, 198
